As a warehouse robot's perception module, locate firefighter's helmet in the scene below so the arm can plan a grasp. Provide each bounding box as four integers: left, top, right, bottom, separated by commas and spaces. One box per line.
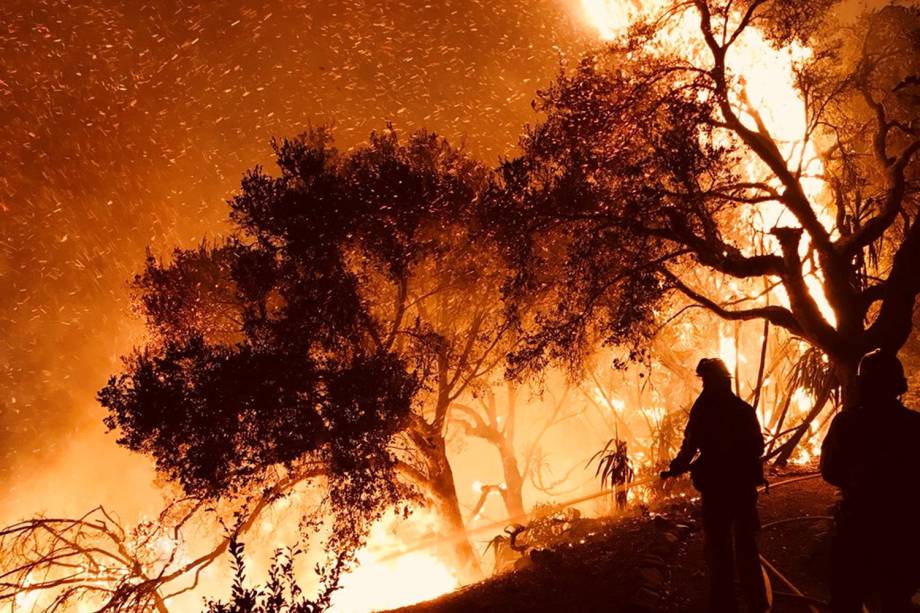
696, 358, 732, 380
857, 349, 908, 398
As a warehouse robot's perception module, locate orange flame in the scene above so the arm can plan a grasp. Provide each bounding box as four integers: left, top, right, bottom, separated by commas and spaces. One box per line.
330, 509, 460, 612
579, 0, 837, 328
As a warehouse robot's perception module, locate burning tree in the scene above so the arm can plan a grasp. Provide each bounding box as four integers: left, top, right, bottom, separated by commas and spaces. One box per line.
483, 1, 920, 442
0, 128, 538, 611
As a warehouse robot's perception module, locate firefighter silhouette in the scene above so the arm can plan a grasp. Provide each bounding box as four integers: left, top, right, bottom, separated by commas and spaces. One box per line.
821, 349, 920, 613
662, 357, 769, 613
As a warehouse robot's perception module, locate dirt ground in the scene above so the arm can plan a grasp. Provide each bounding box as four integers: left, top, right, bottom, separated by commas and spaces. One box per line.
662, 470, 838, 612
391, 467, 856, 613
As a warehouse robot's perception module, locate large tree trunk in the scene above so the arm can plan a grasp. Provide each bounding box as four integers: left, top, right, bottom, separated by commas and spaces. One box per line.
424, 437, 482, 582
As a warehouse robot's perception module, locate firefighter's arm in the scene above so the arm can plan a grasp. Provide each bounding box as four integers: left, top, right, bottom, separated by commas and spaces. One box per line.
663, 400, 700, 477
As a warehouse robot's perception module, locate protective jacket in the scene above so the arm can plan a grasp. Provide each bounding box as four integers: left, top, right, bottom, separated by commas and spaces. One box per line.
821, 398, 920, 610
670, 385, 765, 496
821, 399, 920, 524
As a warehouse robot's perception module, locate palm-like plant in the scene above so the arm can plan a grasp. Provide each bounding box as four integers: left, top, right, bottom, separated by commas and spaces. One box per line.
589, 438, 635, 510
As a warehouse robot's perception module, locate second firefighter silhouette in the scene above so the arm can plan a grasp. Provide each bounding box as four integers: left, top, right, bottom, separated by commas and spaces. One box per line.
662, 358, 769, 613
821, 349, 920, 613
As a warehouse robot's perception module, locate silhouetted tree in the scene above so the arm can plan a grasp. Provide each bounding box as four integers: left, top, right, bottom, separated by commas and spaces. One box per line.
483, 2, 920, 417
99, 129, 475, 582
100, 127, 497, 581
452, 381, 576, 519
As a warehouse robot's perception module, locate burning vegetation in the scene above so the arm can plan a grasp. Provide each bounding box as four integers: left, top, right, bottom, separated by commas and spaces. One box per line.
2, 0, 919, 611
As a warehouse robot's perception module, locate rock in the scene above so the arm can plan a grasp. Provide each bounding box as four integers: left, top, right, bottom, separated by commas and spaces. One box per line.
638, 553, 666, 568
636, 566, 664, 586
629, 586, 661, 611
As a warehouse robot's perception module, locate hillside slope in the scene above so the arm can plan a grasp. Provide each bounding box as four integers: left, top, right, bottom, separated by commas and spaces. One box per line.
392, 469, 839, 613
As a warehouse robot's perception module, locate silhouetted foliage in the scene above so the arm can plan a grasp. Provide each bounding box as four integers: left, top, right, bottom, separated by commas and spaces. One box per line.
203, 539, 326, 613
101, 339, 413, 497
99, 127, 490, 577
590, 439, 634, 489
589, 438, 634, 509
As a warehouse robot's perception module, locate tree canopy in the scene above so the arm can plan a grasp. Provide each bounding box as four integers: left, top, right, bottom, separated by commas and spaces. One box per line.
483, 1, 920, 392
99, 129, 486, 545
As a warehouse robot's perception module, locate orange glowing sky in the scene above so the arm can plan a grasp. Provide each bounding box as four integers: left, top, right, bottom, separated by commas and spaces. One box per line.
0, 0, 596, 516
0, 2, 899, 610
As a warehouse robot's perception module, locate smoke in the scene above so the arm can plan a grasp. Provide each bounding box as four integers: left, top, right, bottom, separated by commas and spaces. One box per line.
0, 0, 593, 520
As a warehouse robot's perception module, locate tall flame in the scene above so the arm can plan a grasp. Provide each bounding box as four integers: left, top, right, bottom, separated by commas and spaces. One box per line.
579, 0, 838, 326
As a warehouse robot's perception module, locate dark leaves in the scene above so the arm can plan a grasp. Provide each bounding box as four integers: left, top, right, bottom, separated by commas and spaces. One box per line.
99, 128, 482, 567
482, 51, 723, 377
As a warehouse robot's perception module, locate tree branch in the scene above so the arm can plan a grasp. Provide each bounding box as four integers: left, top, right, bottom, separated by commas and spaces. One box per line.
839, 137, 920, 257
663, 269, 803, 334
863, 216, 920, 352
693, 0, 837, 261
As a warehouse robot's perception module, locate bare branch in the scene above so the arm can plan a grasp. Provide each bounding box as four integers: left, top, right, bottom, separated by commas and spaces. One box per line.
664, 269, 802, 334
693, 0, 835, 257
